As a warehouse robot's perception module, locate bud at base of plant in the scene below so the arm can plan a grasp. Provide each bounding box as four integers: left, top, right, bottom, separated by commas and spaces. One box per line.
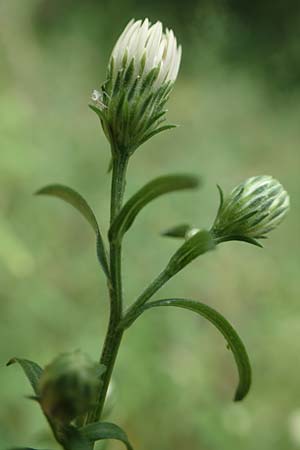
38, 351, 103, 424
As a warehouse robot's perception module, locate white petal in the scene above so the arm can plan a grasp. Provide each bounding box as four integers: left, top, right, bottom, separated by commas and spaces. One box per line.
111, 19, 135, 66
108, 18, 181, 91
126, 20, 145, 61
112, 20, 142, 69
135, 18, 151, 59
145, 22, 163, 71
167, 37, 178, 81
169, 44, 182, 82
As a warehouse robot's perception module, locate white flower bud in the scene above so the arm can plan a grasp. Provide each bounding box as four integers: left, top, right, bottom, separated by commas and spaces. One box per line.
212, 175, 290, 243
91, 18, 181, 155
38, 351, 103, 424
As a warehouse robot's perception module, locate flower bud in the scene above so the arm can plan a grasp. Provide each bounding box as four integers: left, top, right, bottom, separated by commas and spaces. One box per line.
91, 18, 182, 155
211, 175, 290, 243
38, 351, 102, 424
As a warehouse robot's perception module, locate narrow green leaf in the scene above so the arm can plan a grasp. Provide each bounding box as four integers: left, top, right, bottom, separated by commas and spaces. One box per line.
9, 448, 54, 450
138, 124, 176, 147
215, 235, 263, 248
109, 174, 200, 241
161, 223, 191, 239
216, 184, 224, 212
167, 230, 215, 275
36, 184, 109, 277
7, 358, 43, 395
136, 298, 252, 401
80, 422, 133, 450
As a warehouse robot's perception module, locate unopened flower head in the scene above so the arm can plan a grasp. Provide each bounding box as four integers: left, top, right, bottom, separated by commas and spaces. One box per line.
38, 351, 103, 423
91, 18, 182, 155
212, 175, 290, 242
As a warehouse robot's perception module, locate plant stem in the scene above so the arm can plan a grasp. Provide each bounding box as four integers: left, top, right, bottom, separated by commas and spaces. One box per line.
121, 268, 171, 329
110, 154, 129, 223
87, 153, 128, 424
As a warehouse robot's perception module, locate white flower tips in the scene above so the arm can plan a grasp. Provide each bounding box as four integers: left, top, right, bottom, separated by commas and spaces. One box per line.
110, 19, 181, 86
212, 175, 290, 243
38, 351, 103, 424
91, 18, 182, 156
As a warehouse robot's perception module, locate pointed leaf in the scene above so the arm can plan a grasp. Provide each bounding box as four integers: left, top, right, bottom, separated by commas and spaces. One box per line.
109, 174, 200, 241
135, 298, 252, 401
36, 184, 109, 277
138, 124, 176, 147
215, 235, 263, 248
80, 422, 133, 450
216, 184, 224, 211
7, 358, 43, 395
161, 223, 192, 239
9, 448, 54, 450
167, 230, 215, 276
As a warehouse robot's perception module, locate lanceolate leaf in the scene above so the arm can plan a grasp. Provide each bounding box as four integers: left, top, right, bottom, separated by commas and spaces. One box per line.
10, 448, 54, 450
161, 223, 192, 239
80, 422, 133, 450
109, 174, 200, 241
138, 124, 176, 147
36, 184, 109, 277
7, 358, 43, 395
214, 234, 263, 248
131, 298, 252, 401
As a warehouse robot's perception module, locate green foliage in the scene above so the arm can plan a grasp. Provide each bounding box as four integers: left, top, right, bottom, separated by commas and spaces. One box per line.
10, 448, 54, 450
0, 3, 297, 450
80, 422, 133, 450
7, 358, 43, 395
36, 185, 109, 277
161, 223, 192, 238
109, 174, 200, 241
133, 298, 251, 401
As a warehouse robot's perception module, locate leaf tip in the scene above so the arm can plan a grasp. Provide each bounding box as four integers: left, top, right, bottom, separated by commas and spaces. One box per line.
6, 357, 17, 367
25, 395, 41, 402
234, 389, 245, 402
34, 186, 51, 196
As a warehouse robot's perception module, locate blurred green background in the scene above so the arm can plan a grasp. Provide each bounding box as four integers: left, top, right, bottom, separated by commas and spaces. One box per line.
0, 1, 299, 449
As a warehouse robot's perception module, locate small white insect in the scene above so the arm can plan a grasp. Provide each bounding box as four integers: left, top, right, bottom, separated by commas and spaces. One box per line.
91, 89, 107, 110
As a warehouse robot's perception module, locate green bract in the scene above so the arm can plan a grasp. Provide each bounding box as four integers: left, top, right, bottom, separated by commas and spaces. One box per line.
91, 18, 181, 156
212, 175, 290, 242
38, 351, 104, 424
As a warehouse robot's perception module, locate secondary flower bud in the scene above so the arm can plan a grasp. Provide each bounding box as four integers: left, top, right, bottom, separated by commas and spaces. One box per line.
38, 351, 102, 424
91, 18, 182, 155
211, 175, 290, 243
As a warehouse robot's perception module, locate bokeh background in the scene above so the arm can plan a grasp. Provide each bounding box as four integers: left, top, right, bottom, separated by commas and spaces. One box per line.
0, 1, 299, 449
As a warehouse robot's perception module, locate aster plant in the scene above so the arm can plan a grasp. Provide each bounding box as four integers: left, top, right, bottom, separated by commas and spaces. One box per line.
8, 18, 290, 450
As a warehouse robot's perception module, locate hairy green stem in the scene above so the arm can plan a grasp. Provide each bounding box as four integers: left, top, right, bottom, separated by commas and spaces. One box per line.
110, 154, 129, 222
87, 153, 128, 425
121, 268, 171, 329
